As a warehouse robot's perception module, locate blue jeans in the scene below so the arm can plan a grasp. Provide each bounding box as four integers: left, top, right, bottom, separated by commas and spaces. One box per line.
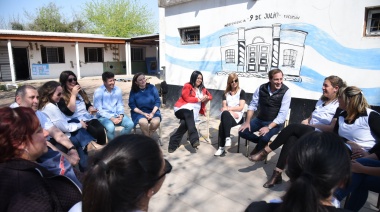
98, 116, 134, 141
334, 158, 380, 211
238, 118, 282, 150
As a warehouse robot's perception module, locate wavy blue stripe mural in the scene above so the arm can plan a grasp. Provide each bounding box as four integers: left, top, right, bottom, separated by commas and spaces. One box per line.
295, 66, 380, 105
166, 23, 380, 70
166, 54, 380, 105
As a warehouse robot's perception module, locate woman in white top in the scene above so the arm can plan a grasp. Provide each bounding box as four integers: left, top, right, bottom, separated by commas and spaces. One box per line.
215, 73, 246, 156
249, 75, 346, 188
38, 81, 101, 171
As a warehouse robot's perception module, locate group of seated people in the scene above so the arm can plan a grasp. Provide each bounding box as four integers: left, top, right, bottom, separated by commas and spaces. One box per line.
0, 68, 379, 211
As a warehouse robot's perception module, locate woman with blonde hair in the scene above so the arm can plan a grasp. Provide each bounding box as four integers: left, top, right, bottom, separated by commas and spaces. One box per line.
336, 86, 379, 156
215, 73, 246, 156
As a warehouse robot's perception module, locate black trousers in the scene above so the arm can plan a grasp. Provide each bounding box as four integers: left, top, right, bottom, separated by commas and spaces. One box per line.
169, 109, 199, 148
86, 119, 107, 145
269, 123, 315, 170
218, 111, 242, 147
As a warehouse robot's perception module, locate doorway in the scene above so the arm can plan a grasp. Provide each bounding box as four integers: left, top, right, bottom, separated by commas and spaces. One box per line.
13, 47, 30, 80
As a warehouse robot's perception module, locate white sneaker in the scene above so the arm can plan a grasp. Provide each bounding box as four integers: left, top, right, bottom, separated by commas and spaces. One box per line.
225, 137, 232, 147
214, 147, 225, 156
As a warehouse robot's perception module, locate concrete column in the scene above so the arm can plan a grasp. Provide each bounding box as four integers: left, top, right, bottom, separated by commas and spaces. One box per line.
7, 40, 15, 82
125, 42, 131, 76
75, 41, 81, 78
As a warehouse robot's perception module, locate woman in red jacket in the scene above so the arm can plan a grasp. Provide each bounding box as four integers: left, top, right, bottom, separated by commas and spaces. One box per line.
168, 71, 212, 153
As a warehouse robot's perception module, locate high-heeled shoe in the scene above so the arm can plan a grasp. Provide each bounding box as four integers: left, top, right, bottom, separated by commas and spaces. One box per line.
263, 170, 282, 188
248, 148, 269, 162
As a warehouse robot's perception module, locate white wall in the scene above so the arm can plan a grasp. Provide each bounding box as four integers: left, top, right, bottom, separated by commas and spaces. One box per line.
159, 0, 380, 105
0, 41, 126, 79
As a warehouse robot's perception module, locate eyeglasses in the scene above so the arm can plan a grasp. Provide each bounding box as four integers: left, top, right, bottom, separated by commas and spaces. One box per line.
231, 79, 238, 83
155, 159, 172, 181
68, 77, 77, 83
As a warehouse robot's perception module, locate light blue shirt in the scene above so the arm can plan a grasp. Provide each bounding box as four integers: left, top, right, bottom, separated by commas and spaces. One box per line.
248, 84, 291, 125
93, 85, 124, 119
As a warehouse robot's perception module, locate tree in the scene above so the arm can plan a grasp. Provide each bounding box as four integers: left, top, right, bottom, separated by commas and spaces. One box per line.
22, 2, 88, 33
83, 0, 155, 37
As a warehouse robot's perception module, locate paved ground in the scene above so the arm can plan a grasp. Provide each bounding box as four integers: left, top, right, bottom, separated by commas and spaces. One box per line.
0, 75, 378, 212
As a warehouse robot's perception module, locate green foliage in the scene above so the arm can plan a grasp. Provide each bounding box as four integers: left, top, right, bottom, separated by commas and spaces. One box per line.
83, 0, 155, 37
11, 22, 24, 30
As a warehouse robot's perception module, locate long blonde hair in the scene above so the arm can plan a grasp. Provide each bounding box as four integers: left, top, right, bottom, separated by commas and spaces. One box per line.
339, 86, 369, 123
224, 73, 240, 95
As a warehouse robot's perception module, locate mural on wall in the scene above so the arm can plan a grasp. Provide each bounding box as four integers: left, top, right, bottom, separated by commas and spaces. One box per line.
218, 24, 307, 82
164, 11, 380, 105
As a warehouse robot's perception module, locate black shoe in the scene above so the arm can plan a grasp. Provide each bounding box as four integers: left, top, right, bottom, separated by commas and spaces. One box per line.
191, 141, 200, 149
168, 146, 177, 153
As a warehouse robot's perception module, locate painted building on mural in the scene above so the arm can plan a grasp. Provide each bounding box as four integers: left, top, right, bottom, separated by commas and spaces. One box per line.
158, 0, 380, 116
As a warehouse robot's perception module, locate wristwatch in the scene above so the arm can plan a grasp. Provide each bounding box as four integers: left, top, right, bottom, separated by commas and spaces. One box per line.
267, 125, 273, 130
68, 146, 76, 152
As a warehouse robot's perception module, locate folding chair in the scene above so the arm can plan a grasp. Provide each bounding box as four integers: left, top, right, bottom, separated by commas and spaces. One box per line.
195, 101, 211, 143
133, 122, 163, 146
217, 104, 248, 149
240, 109, 291, 161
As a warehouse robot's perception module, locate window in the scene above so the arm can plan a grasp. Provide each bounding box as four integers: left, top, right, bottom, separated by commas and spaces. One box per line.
41, 47, 65, 63
179, 26, 200, 45
365, 8, 380, 36
283, 49, 297, 68
84, 47, 103, 63
131, 47, 144, 61
225, 49, 235, 63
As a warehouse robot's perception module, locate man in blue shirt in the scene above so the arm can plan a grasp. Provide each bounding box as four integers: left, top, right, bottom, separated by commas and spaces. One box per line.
94, 72, 134, 141
239, 69, 291, 159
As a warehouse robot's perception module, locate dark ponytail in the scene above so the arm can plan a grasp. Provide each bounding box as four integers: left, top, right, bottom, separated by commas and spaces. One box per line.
279, 131, 351, 212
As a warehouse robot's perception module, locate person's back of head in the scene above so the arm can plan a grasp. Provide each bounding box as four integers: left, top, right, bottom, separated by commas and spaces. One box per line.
280, 131, 351, 212
82, 134, 165, 212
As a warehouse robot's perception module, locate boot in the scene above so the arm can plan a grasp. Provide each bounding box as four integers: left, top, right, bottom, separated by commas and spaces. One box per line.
248, 148, 269, 162
263, 170, 282, 188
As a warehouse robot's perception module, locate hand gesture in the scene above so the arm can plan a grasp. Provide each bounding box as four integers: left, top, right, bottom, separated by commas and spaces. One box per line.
80, 120, 88, 129
72, 84, 81, 96
239, 121, 251, 132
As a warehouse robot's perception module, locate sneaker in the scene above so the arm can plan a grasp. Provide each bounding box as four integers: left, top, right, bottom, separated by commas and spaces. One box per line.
214, 147, 225, 156
225, 137, 232, 147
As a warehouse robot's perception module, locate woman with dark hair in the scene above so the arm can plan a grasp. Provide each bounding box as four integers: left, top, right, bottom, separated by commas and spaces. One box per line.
245, 131, 351, 212
81, 134, 171, 212
39, 81, 102, 171
128, 72, 161, 137
0, 107, 81, 211
215, 73, 246, 156
58, 70, 106, 145
249, 75, 346, 188
168, 70, 212, 153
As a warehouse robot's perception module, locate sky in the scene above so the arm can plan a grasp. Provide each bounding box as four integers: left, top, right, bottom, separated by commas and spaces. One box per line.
0, 0, 159, 32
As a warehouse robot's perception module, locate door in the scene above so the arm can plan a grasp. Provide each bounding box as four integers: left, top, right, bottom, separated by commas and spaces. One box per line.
13, 47, 30, 80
